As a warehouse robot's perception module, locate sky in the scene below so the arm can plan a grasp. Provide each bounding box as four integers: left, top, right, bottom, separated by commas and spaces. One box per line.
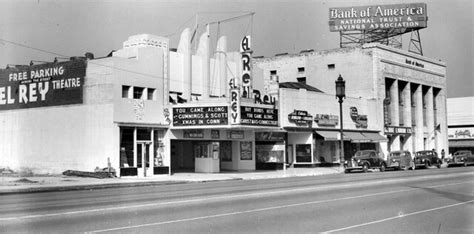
0, 0, 472, 98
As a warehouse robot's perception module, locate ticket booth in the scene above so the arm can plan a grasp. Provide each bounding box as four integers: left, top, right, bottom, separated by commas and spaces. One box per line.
194, 142, 220, 173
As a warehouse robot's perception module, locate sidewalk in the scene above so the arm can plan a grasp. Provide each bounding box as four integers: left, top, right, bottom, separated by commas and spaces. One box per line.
0, 167, 344, 194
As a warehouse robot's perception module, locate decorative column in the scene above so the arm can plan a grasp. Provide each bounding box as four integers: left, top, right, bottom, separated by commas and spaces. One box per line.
414, 84, 424, 152
402, 82, 412, 152
389, 80, 400, 151
436, 89, 448, 154
425, 86, 435, 151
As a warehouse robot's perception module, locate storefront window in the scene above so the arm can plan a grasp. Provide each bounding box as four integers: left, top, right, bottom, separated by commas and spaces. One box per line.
296, 144, 311, 162
120, 127, 135, 168
153, 130, 165, 167
137, 128, 151, 141
256, 143, 284, 163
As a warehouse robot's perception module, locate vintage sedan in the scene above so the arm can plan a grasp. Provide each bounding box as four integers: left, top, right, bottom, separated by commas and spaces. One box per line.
387, 150, 415, 170
414, 150, 442, 169
447, 150, 474, 167
344, 150, 387, 173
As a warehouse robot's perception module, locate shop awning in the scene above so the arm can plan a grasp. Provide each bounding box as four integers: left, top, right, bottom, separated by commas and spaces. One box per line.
344, 132, 371, 143
449, 139, 474, 147
362, 132, 388, 142
314, 131, 340, 141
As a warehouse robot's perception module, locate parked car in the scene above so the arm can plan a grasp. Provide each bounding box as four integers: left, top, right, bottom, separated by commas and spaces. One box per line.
447, 150, 474, 167
414, 150, 442, 169
387, 150, 415, 170
344, 150, 387, 173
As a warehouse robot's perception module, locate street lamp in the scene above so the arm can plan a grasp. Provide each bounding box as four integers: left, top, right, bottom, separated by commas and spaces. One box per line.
335, 74, 346, 167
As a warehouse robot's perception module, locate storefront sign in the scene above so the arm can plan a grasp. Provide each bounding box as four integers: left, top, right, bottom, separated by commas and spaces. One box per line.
227, 130, 244, 139
350, 107, 368, 128
385, 126, 412, 135
183, 129, 204, 138
211, 130, 220, 139
241, 106, 278, 127
241, 35, 252, 98
173, 106, 228, 126
288, 110, 313, 126
329, 3, 427, 31
255, 132, 286, 141
448, 127, 474, 139
0, 60, 86, 110
314, 114, 339, 127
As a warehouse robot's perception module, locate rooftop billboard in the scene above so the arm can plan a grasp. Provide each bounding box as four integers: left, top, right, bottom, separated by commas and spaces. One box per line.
0, 60, 86, 111
329, 3, 427, 31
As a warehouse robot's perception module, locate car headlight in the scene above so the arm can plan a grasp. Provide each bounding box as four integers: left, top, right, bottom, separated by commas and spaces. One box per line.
357, 159, 361, 163
344, 160, 348, 164
422, 159, 425, 162
392, 159, 396, 162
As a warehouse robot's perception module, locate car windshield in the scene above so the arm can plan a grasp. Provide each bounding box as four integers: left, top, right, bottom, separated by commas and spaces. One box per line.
416, 151, 433, 156
454, 151, 469, 156
390, 152, 401, 158
354, 151, 374, 158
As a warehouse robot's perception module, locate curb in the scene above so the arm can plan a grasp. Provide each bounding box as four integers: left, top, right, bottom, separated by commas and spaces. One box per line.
0, 170, 343, 195
0, 179, 230, 195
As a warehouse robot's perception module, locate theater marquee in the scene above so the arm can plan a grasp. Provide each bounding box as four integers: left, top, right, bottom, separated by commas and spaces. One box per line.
329, 3, 427, 31
0, 60, 86, 110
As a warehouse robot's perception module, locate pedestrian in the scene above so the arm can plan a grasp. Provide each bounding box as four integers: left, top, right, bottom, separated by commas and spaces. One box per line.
441, 149, 445, 162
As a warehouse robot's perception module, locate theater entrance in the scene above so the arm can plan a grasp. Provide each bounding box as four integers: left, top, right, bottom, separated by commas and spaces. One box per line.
171, 140, 230, 173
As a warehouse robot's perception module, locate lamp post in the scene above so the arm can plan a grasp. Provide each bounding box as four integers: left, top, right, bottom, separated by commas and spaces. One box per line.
335, 74, 346, 167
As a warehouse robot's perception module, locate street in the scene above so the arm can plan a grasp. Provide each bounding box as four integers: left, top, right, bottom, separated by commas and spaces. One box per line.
1, 167, 473, 233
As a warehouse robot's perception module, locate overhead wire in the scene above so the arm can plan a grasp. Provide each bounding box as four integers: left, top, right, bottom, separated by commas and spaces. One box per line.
0, 36, 325, 102
0, 12, 296, 98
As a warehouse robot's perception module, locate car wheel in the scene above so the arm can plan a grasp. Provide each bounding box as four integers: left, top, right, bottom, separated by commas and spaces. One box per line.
380, 163, 386, 172
362, 163, 369, 173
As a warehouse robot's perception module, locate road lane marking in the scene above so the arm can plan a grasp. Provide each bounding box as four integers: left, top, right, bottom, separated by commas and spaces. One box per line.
322, 200, 474, 233
1, 177, 473, 223
87, 181, 474, 233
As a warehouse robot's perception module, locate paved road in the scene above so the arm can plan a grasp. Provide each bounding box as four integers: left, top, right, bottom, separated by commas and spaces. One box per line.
1, 167, 473, 233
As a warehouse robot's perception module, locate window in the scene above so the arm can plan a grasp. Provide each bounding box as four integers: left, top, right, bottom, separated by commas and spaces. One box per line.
297, 77, 306, 84
298, 67, 305, 73
122, 86, 131, 98
270, 70, 277, 75
327, 64, 335, 69
147, 88, 155, 100
133, 87, 144, 99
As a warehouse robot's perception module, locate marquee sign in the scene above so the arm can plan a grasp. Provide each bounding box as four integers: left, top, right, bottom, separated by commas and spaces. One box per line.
329, 3, 427, 31
0, 60, 86, 110
241, 106, 278, 127
172, 106, 228, 126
